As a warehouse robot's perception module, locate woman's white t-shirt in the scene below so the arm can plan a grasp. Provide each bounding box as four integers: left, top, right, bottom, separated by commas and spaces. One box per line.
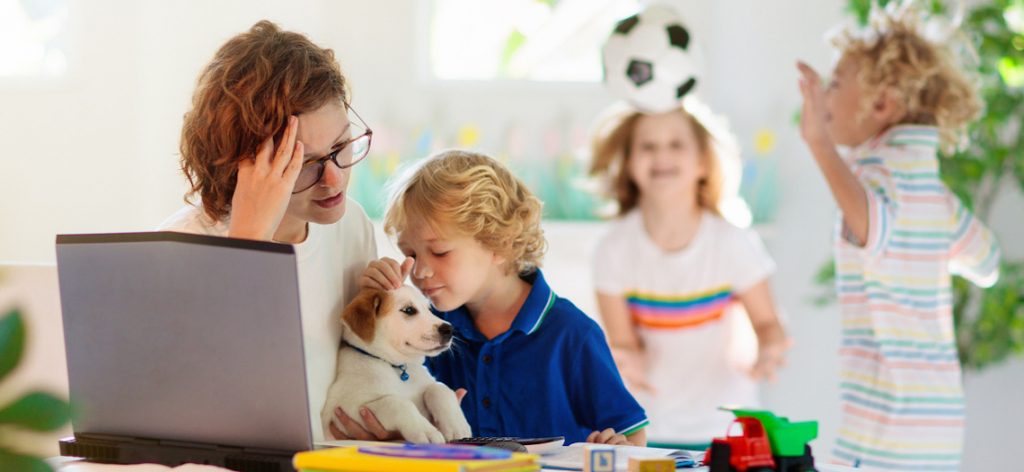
158, 199, 377, 442
592, 210, 775, 443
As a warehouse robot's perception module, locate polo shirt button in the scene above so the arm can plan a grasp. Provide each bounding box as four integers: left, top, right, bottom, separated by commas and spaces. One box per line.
482, 397, 491, 408
483, 355, 493, 364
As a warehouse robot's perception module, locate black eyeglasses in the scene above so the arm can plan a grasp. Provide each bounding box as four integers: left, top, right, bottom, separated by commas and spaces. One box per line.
292, 104, 373, 194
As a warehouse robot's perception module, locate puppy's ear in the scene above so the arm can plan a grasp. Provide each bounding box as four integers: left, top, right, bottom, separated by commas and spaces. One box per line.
341, 288, 391, 343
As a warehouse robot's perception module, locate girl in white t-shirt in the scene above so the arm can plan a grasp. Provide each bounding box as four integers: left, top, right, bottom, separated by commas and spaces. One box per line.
589, 100, 790, 445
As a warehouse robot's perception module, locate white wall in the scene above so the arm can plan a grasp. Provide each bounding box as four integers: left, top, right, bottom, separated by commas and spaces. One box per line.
1, 1, 1020, 469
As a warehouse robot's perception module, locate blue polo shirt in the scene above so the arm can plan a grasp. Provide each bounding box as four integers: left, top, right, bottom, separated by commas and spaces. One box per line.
425, 269, 648, 444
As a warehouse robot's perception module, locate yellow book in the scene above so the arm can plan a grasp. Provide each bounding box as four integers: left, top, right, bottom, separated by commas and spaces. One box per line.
294, 444, 540, 472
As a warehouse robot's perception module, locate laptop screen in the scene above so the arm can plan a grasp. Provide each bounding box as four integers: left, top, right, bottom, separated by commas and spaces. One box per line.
56, 232, 313, 452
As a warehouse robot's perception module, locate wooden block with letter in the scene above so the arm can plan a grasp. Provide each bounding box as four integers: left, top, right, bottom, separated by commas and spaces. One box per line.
628, 456, 675, 472
583, 444, 616, 472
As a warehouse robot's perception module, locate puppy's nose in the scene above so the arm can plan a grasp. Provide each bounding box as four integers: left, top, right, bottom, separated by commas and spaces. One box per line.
437, 323, 453, 343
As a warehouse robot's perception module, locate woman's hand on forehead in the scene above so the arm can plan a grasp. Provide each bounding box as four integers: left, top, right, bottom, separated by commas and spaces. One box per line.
228, 115, 304, 241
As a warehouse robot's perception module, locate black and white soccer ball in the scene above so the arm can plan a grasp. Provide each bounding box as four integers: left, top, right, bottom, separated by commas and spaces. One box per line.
602, 4, 703, 113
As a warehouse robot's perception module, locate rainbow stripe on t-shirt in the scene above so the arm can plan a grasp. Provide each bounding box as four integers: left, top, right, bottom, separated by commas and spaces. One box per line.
625, 285, 733, 330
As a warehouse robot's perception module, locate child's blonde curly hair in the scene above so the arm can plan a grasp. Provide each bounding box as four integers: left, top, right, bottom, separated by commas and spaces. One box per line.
384, 150, 547, 276
830, 4, 982, 152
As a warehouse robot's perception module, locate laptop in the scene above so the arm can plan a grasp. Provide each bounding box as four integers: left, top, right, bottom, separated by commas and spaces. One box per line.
56, 231, 315, 471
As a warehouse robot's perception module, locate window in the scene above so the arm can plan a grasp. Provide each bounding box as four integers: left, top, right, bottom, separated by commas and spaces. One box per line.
0, 0, 69, 78
429, 0, 638, 81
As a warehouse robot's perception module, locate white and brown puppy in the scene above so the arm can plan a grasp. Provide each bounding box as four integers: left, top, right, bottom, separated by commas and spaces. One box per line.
321, 286, 471, 444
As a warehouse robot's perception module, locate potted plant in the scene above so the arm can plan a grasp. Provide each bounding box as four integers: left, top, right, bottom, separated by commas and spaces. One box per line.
0, 308, 73, 472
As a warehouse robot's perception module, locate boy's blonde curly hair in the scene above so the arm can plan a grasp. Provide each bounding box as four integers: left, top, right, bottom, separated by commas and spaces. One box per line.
830, 4, 982, 152
384, 150, 547, 276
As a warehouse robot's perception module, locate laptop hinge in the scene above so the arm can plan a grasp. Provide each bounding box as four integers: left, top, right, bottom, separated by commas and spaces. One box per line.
63, 433, 298, 471
158, 438, 222, 450
75, 432, 154, 444
75, 432, 293, 455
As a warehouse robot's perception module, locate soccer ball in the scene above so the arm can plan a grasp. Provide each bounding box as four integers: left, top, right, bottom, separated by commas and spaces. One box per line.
602, 4, 703, 113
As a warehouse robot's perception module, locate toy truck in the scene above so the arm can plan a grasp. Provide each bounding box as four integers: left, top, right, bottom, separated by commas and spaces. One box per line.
706, 408, 817, 472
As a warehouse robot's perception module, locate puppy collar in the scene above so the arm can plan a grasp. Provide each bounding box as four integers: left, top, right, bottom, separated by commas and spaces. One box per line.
350, 345, 409, 381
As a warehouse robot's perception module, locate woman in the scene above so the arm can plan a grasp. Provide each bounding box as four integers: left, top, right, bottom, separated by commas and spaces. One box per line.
160, 20, 394, 442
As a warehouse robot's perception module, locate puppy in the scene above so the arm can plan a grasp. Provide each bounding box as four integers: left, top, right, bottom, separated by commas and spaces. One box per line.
321, 286, 472, 444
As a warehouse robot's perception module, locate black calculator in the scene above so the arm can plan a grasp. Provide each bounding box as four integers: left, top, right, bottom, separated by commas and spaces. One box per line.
450, 436, 565, 453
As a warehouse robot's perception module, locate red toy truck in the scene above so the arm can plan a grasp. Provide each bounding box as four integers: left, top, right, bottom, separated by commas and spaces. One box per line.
706, 408, 817, 472
706, 417, 776, 471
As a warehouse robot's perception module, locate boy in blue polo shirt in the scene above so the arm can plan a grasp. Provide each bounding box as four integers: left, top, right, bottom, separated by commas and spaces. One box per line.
362, 150, 648, 446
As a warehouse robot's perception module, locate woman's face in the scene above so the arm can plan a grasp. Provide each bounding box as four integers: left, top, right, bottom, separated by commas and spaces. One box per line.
286, 101, 353, 225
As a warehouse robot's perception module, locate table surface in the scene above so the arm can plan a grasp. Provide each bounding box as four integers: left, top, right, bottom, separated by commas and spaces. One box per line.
53, 456, 858, 472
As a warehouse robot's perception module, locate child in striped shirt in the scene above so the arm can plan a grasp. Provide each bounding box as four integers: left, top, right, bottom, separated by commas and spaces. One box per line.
797, 5, 1001, 470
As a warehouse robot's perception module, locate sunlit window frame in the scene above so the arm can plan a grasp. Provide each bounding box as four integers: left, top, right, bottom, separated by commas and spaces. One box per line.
418, 0, 640, 86
0, 0, 72, 84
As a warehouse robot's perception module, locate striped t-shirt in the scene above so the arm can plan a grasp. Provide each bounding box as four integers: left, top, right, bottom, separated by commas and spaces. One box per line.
831, 125, 1000, 471
593, 210, 775, 442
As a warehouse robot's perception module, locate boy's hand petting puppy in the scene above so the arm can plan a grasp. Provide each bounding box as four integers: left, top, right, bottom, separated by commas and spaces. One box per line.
361, 256, 415, 291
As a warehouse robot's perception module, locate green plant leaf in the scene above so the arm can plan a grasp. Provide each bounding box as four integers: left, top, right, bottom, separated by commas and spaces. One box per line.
1006, 1, 1024, 35
0, 449, 51, 472
812, 259, 838, 307
998, 56, 1024, 86
815, 259, 837, 285
0, 391, 72, 431
0, 309, 26, 383
499, 30, 526, 73
846, 0, 874, 25
1015, 147, 1024, 193
955, 262, 1024, 368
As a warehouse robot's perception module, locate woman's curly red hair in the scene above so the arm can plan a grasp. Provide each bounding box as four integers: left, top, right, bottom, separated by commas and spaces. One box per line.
179, 20, 349, 221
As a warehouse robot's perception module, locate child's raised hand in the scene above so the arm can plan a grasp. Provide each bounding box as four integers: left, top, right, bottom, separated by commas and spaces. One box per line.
360, 257, 414, 290
586, 428, 630, 446
796, 61, 834, 152
749, 336, 792, 383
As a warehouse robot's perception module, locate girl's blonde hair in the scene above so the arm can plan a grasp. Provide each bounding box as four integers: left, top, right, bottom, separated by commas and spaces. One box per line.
384, 150, 547, 276
589, 99, 742, 218
829, 4, 981, 152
